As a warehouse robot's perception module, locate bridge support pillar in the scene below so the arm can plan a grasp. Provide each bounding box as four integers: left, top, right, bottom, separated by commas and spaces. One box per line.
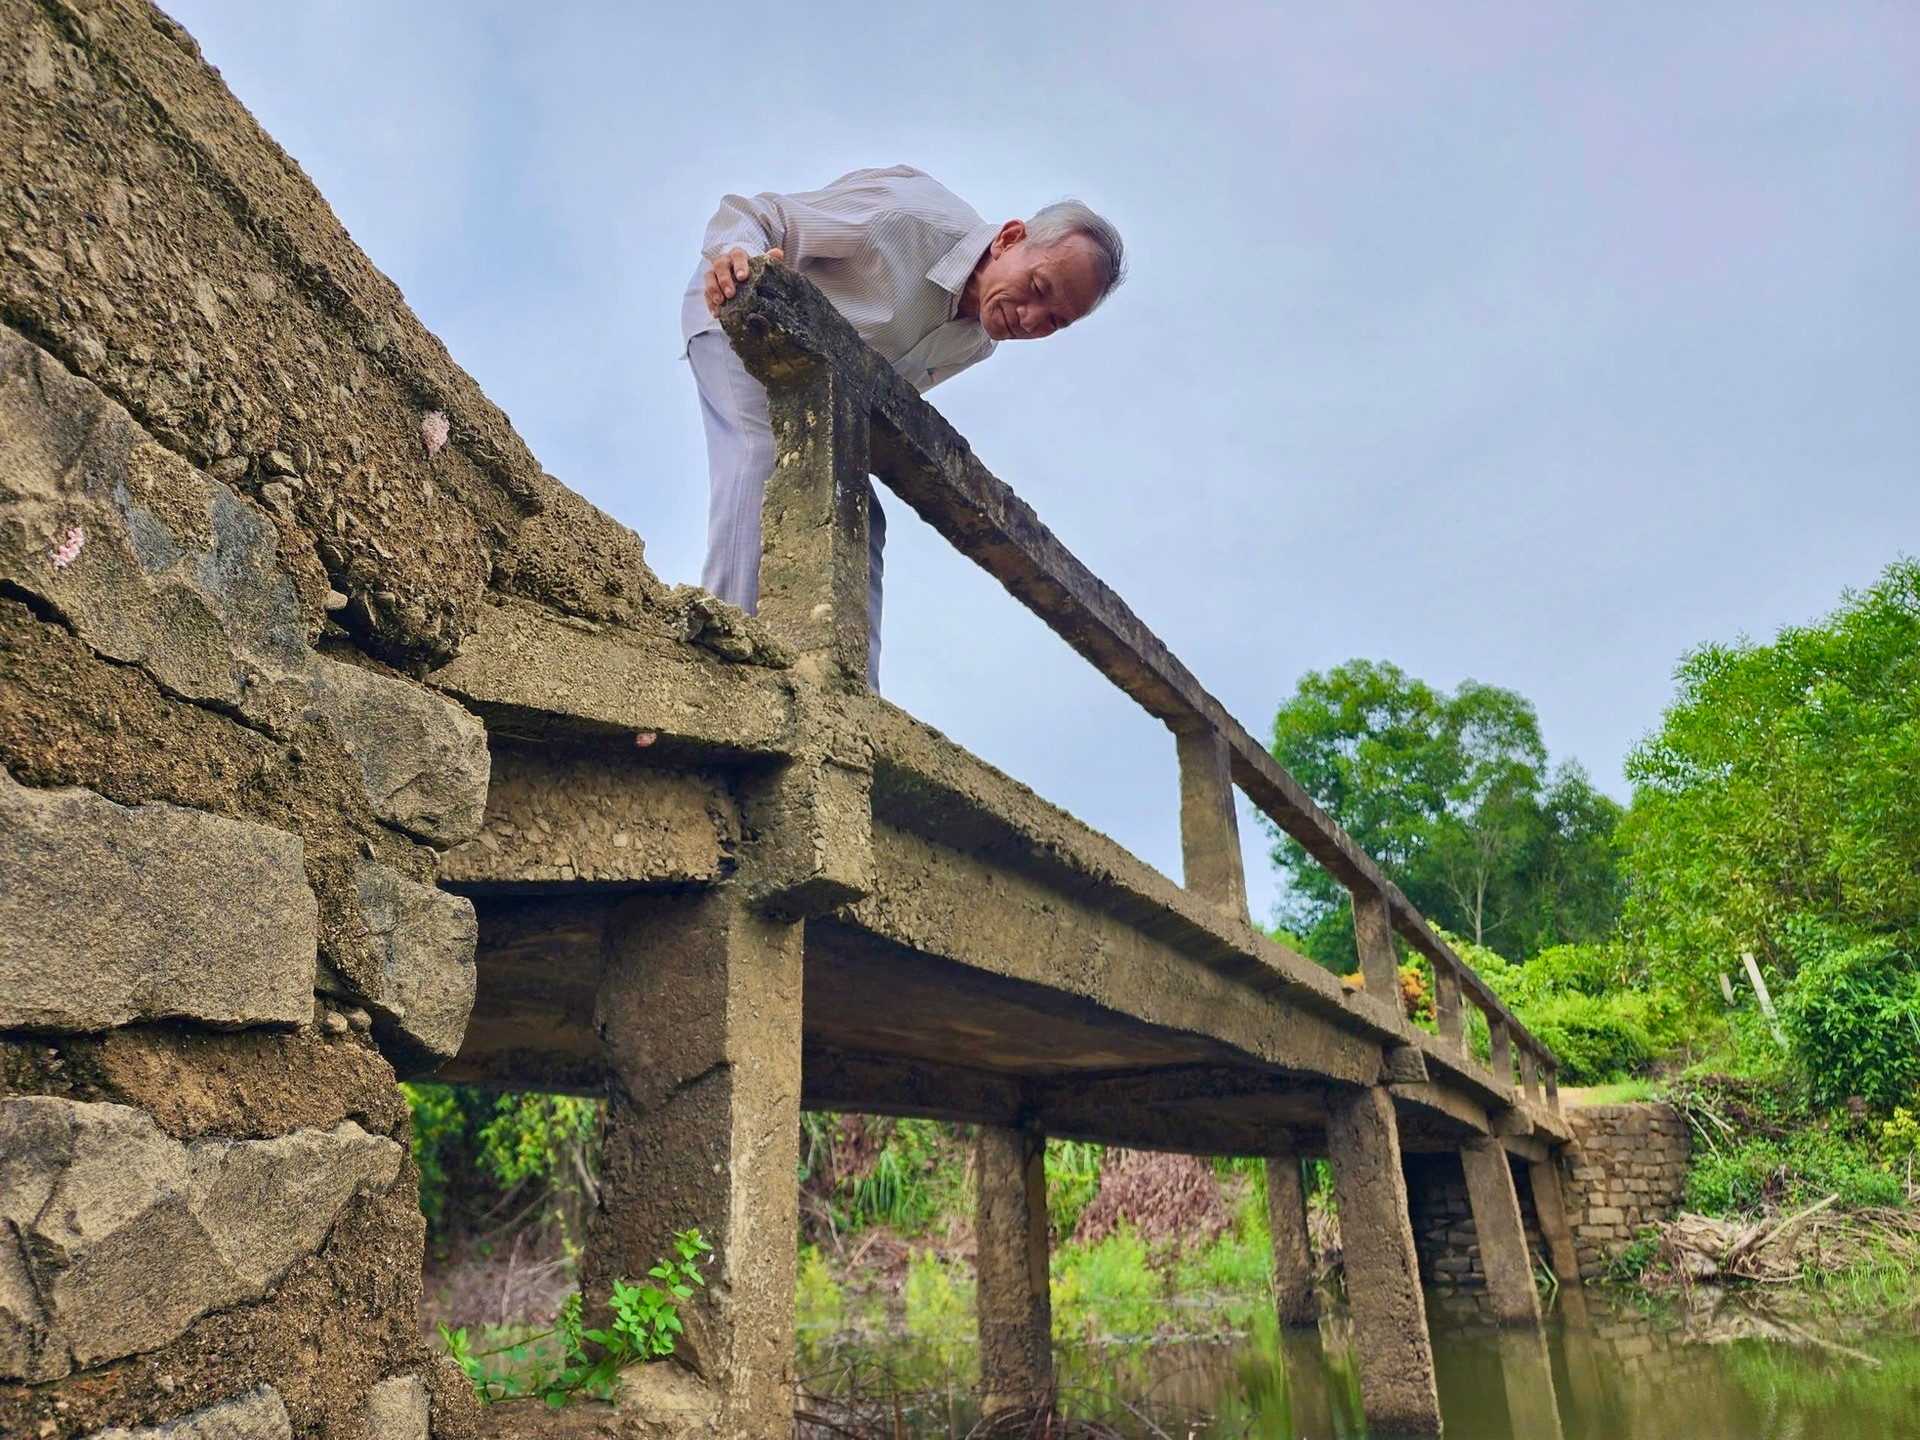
1527, 1155, 1586, 1298
584, 889, 804, 1440
1327, 1085, 1443, 1434
976, 1123, 1053, 1413
1461, 1137, 1543, 1326
1265, 1153, 1318, 1326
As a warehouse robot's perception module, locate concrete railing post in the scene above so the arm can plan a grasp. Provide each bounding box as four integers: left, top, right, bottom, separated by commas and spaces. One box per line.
1351, 888, 1403, 1013
1488, 1014, 1514, 1087
976, 1124, 1053, 1413
1326, 1085, 1442, 1433
585, 890, 804, 1440
1434, 960, 1464, 1050
1519, 1047, 1541, 1104
1175, 725, 1249, 920
1459, 1137, 1543, 1327
758, 361, 873, 687
1265, 1153, 1318, 1327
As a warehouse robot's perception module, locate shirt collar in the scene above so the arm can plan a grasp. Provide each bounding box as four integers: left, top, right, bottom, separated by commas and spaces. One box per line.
926, 219, 1001, 306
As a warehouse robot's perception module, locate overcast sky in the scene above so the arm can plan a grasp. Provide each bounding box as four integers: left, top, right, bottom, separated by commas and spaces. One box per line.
165, 1, 1918, 923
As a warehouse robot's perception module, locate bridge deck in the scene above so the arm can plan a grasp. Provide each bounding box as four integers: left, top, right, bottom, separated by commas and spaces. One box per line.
433, 603, 1565, 1160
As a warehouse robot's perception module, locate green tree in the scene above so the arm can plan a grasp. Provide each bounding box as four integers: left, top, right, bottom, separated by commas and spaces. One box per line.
1621, 557, 1920, 987
1267, 660, 1622, 966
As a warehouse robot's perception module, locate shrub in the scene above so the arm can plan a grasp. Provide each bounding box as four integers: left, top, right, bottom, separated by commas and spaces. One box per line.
1778, 931, 1920, 1113
1523, 991, 1655, 1085
1686, 1128, 1905, 1216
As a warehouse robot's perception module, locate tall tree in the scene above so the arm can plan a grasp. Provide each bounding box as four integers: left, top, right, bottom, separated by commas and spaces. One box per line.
1267, 660, 1622, 967
1622, 557, 1920, 984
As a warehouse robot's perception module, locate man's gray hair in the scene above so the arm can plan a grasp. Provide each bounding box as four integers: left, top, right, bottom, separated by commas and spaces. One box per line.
1026, 199, 1126, 304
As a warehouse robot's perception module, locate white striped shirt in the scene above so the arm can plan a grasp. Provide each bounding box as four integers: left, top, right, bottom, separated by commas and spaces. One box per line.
681, 165, 999, 394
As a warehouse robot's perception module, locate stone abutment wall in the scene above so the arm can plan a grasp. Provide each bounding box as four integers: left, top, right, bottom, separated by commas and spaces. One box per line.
0, 3, 777, 1435
1561, 1104, 1692, 1279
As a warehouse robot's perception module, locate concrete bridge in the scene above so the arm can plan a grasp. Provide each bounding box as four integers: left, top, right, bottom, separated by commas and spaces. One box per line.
429, 267, 1581, 1434
0, 7, 1579, 1438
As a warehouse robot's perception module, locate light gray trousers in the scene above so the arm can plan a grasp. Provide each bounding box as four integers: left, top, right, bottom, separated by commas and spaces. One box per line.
689, 330, 886, 688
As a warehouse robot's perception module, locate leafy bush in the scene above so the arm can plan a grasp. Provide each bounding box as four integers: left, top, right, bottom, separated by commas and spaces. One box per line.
1778, 930, 1920, 1113
1686, 1129, 1905, 1216
1051, 1227, 1163, 1342
1523, 991, 1655, 1085
1045, 1139, 1103, 1239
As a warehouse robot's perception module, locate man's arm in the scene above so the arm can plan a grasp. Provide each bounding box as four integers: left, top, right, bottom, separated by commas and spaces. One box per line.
699, 167, 919, 316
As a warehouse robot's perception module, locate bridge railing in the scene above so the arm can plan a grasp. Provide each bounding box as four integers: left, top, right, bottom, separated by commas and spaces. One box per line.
720, 260, 1559, 1110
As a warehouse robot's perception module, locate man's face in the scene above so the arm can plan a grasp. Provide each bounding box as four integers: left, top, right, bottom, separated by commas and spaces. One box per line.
973, 220, 1107, 342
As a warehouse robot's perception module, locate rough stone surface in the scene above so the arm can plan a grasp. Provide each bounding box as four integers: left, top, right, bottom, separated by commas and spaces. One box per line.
0, 596, 428, 999
363, 1374, 429, 1440
0, 327, 311, 718
351, 863, 478, 1069
85, 1386, 292, 1440
305, 655, 488, 847
0, 767, 316, 1034
0, 1097, 401, 1382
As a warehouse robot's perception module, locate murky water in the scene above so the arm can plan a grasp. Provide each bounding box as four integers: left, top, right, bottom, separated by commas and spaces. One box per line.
796, 1288, 1920, 1439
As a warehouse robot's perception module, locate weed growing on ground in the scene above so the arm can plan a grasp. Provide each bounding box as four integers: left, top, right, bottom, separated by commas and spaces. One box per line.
441, 1228, 711, 1407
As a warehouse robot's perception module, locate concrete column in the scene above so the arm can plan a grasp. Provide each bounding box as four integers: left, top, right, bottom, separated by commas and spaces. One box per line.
1326, 1085, 1442, 1434
1266, 1154, 1318, 1327
584, 889, 804, 1440
1350, 889, 1402, 1012
1526, 1156, 1584, 1295
976, 1124, 1052, 1413
1176, 726, 1248, 920
1460, 1137, 1543, 1327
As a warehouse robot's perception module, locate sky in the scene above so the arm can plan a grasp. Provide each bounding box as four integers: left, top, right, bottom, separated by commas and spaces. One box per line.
164, 1, 1919, 924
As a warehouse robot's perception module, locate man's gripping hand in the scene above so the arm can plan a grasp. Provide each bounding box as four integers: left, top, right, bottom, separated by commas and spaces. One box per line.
705, 246, 785, 317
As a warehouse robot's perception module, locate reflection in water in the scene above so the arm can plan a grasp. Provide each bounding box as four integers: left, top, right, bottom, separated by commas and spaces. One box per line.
797, 1288, 1920, 1439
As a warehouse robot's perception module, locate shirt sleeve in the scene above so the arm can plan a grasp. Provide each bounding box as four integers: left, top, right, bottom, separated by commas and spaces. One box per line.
698, 166, 921, 265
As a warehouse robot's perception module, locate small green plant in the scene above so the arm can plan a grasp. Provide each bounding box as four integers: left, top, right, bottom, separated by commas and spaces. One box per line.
441, 1228, 712, 1407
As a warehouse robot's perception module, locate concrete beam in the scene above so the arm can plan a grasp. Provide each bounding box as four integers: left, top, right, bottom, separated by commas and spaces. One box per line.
439, 739, 738, 890
849, 820, 1382, 1085
430, 598, 794, 758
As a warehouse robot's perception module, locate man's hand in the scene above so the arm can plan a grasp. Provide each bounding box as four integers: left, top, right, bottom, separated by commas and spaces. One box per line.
705, 246, 785, 317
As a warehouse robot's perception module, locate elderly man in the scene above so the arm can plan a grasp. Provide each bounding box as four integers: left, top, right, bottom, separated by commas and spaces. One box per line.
683, 165, 1125, 686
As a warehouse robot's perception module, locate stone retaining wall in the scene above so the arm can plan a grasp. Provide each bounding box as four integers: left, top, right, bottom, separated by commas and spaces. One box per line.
0, 2, 736, 1435
1561, 1103, 1692, 1279
1403, 1152, 1550, 1293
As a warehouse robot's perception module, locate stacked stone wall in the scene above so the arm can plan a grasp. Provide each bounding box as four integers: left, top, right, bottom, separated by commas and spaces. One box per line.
1560, 1103, 1691, 1279
0, 2, 751, 1435
1402, 1152, 1549, 1293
